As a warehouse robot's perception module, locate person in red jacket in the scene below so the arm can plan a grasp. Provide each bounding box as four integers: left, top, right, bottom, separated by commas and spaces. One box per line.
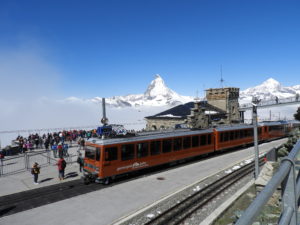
56, 157, 67, 180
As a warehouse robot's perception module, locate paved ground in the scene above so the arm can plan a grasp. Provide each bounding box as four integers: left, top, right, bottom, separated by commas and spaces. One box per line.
0, 139, 287, 225
0, 145, 83, 196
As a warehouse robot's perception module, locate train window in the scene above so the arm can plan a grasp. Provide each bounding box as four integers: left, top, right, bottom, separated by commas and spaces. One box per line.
264, 127, 268, 132
207, 134, 211, 145
85, 146, 96, 160
192, 136, 199, 147
162, 139, 172, 153
150, 141, 161, 155
173, 138, 182, 151
220, 133, 224, 142
240, 130, 244, 138
247, 129, 253, 137
105, 147, 118, 161
137, 142, 148, 158
121, 144, 135, 161
96, 148, 100, 161
183, 136, 191, 149
235, 131, 239, 139
224, 132, 229, 142
258, 128, 262, 134
230, 132, 234, 140
200, 135, 206, 145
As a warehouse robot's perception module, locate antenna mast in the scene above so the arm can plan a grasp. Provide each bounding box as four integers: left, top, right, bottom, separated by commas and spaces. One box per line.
195, 90, 200, 102
220, 65, 224, 88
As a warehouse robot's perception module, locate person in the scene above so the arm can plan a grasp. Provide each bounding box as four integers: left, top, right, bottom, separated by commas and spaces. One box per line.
63, 143, 69, 157
77, 153, 84, 172
0, 150, 5, 162
31, 162, 40, 184
51, 144, 57, 158
57, 142, 63, 158
57, 157, 67, 180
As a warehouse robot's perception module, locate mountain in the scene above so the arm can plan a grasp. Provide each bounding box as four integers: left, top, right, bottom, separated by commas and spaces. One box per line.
239, 78, 300, 103
91, 74, 194, 107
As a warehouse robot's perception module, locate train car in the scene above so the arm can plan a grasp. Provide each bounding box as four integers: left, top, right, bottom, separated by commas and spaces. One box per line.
83, 120, 295, 184
213, 124, 264, 151
83, 129, 215, 184
260, 121, 289, 141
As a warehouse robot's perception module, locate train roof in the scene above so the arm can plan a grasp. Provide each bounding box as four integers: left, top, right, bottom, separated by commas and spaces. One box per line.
259, 121, 288, 126
214, 124, 254, 131
87, 128, 214, 146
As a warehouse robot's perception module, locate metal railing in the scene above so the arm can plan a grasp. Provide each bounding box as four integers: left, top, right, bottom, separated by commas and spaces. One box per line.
240, 96, 300, 109
236, 140, 300, 225
0, 150, 77, 176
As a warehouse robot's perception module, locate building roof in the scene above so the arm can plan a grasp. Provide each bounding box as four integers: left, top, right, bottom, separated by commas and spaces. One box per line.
145, 101, 227, 120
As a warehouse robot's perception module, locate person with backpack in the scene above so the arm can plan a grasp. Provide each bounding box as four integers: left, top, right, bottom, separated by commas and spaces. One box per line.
56, 157, 67, 180
31, 162, 40, 184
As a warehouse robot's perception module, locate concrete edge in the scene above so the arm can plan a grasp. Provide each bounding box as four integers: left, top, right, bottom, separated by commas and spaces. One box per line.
199, 179, 254, 225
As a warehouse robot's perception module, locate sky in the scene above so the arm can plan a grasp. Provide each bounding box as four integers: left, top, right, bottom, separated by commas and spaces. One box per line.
1, 0, 300, 99
1, 0, 300, 145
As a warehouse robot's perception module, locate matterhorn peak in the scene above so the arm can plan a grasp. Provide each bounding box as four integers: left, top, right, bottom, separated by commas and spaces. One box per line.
144, 74, 175, 98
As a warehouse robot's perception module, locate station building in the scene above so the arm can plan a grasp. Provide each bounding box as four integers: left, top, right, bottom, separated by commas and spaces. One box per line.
145, 87, 245, 130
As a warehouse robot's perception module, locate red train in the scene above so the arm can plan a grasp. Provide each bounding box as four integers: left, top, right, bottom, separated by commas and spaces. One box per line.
82, 121, 296, 184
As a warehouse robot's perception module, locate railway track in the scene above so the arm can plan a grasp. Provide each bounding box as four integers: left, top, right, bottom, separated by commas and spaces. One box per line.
143, 159, 264, 225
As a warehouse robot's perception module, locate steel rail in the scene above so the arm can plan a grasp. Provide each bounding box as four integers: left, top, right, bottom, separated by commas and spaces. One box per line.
144, 159, 263, 225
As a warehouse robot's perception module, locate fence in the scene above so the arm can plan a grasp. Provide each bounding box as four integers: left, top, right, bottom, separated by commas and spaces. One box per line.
236, 140, 300, 225
240, 96, 300, 109
0, 149, 77, 176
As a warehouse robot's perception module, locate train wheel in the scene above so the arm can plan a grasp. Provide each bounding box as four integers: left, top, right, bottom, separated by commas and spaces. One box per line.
83, 177, 90, 185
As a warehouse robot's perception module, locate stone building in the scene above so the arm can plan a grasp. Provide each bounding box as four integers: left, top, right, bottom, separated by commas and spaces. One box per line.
206, 87, 241, 124
145, 87, 244, 130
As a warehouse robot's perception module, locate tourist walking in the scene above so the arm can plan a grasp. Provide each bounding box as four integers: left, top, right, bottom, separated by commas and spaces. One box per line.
31, 162, 40, 184
77, 153, 84, 172
57, 157, 67, 180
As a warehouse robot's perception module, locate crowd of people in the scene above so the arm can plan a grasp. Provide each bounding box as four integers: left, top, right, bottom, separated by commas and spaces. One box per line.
0, 129, 97, 157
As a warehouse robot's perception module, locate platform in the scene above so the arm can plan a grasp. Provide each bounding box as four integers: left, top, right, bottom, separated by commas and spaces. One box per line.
0, 139, 287, 225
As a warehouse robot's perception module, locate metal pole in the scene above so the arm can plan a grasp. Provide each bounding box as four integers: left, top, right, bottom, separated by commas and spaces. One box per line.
252, 97, 260, 179
0, 159, 3, 176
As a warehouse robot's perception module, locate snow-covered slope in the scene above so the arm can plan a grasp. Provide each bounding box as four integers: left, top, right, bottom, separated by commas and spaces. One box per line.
239, 78, 300, 103
91, 74, 194, 107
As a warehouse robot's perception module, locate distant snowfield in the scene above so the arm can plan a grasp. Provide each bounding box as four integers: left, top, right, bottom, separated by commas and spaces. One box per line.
0, 98, 170, 147
243, 104, 300, 123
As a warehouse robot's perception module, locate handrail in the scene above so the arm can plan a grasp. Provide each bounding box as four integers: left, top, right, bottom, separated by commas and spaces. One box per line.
236, 140, 300, 225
